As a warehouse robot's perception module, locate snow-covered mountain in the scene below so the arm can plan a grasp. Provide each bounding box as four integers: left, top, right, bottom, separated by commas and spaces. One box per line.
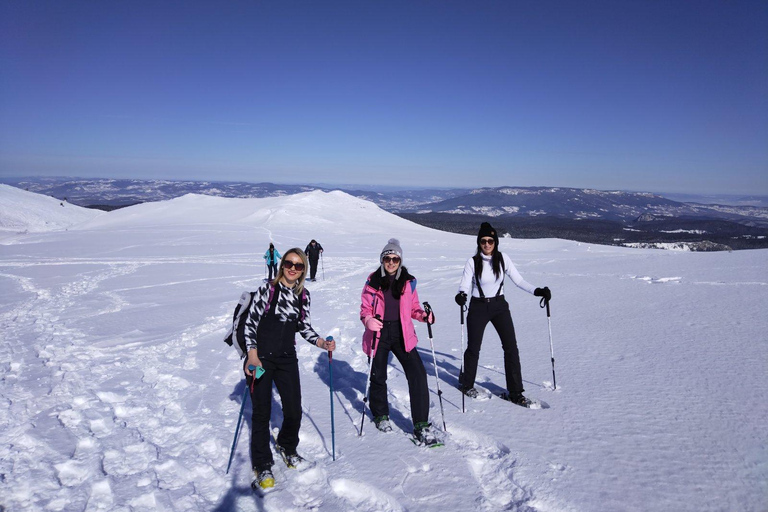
1, 188, 766, 511
421, 186, 768, 225
5, 177, 766, 227
0, 184, 103, 233
1, 177, 468, 212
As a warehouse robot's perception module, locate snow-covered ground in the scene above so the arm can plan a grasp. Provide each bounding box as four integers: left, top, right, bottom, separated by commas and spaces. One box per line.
1, 189, 766, 511
0, 184, 103, 233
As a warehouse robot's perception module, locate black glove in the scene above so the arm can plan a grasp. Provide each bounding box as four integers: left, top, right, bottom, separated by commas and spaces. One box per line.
534, 287, 551, 301
454, 292, 467, 306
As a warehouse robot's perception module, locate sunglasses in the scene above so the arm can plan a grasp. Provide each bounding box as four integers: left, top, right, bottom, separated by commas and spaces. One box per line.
480, 238, 495, 246
283, 260, 305, 271
382, 256, 401, 264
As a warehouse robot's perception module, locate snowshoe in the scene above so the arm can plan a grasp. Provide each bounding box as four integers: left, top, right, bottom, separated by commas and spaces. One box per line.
499, 392, 534, 408
275, 444, 311, 470
458, 384, 491, 401
251, 468, 275, 490
412, 422, 444, 448
374, 415, 393, 433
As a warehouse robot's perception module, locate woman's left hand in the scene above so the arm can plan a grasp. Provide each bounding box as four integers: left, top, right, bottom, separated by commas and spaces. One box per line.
423, 311, 435, 324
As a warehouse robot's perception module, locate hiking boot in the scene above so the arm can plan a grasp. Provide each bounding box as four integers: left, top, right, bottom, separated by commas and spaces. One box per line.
413, 422, 442, 447
252, 468, 275, 490
458, 384, 479, 399
373, 415, 393, 433
501, 392, 534, 408
275, 444, 307, 469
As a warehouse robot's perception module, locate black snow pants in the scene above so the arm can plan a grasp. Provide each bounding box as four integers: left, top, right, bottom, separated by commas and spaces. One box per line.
369, 320, 430, 426
308, 256, 319, 280
248, 356, 302, 471
247, 291, 302, 471
460, 296, 524, 395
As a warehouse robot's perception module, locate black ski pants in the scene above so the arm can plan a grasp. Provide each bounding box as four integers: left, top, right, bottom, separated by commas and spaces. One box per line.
461, 296, 524, 395
308, 256, 319, 280
369, 320, 430, 426
267, 263, 277, 281
248, 357, 302, 471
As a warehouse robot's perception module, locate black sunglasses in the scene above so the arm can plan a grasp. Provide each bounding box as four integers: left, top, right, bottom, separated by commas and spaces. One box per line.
480, 238, 495, 245
383, 256, 401, 264
283, 260, 306, 271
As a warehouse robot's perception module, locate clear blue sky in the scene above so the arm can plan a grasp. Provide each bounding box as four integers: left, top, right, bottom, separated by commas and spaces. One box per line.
1, 0, 766, 194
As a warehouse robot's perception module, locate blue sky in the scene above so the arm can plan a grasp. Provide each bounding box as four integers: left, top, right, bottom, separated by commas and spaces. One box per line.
1, 0, 766, 194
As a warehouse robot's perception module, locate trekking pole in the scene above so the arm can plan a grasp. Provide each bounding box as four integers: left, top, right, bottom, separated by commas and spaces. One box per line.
460, 300, 467, 413
423, 302, 447, 432
540, 298, 556, 389
359, 314, 382, 436
321, 253, 325, 280
326, 337, 336, 461
226, 364, 257, 474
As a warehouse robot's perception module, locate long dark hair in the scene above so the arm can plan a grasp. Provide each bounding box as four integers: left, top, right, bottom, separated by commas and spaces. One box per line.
473, 246, 502, 282
380, 265, 408, 299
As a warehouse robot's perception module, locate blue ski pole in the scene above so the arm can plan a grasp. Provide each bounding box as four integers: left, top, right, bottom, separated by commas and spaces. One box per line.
226, 364, 262, 474
326, 336, 336, 461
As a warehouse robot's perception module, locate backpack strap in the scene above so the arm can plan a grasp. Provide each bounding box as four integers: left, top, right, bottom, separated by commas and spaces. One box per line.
263, 284, 277, 315
299, 289, 307, 322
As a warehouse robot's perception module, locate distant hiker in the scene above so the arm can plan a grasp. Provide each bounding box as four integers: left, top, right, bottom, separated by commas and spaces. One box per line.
455, 222, 552, 407
359, 238, 440, 446
263, 243, 281, 281
304, 240, 324, 281
243, 248, 336, 489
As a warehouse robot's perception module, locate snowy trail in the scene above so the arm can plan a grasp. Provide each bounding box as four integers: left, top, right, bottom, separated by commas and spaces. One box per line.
1, 191, 766, 511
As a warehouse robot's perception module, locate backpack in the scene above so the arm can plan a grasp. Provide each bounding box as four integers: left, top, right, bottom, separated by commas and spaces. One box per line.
223, 285, 308, 358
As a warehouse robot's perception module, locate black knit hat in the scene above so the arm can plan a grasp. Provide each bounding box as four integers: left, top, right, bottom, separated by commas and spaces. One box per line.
477, 222, 499, 247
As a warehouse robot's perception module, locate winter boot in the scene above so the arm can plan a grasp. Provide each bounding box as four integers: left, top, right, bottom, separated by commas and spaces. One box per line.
374, 415, 393, 433
252, 468, 275, 490
458, 384, 479, 399
500, 392, 534, 408
275, 444, 308, 469
413, 422, 442, 447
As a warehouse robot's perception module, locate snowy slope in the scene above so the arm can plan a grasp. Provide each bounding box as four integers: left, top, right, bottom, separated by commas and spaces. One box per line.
0, 184, 103, 234
0, 190, 766, 511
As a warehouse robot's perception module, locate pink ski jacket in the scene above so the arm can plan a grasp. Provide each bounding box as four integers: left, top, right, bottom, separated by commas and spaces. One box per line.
359, 269, 427, 356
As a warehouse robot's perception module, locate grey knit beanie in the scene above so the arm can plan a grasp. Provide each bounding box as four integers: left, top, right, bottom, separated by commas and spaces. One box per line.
380, 238, 403, 278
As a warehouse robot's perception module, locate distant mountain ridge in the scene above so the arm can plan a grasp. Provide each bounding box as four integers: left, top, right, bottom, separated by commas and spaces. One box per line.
419, 186, 768, 227
4, 178, 766, 224
0, 177, 469, 211
3, 178, 767, 250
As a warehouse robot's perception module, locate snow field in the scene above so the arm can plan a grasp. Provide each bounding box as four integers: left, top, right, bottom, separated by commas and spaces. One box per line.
0, 190, 766, 511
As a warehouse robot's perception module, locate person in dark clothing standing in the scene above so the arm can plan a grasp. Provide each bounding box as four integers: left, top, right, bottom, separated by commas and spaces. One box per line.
304, 240, 324, 281
455, 222, 552, 407
263, 243, 281, 281
243, 248, 336, 490
359, 238, 440, 446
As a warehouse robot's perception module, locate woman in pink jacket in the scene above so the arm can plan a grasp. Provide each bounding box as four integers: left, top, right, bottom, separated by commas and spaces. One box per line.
360, 238, 440, 446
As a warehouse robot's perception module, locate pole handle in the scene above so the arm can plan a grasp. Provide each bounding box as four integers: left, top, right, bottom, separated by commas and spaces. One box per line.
422, 302, 434, 337
540, 297, 551, 317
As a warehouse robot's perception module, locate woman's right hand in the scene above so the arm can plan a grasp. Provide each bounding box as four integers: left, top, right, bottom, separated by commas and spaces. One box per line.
364, 316, 383, 332
245, 349, 262, 377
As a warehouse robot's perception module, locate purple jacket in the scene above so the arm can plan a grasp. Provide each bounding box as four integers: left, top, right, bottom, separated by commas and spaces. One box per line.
359, 268, 427, 356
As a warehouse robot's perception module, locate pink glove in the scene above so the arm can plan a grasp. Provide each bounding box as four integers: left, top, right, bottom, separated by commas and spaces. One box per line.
424, 311, 434, 324
364, 316, 383, 332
